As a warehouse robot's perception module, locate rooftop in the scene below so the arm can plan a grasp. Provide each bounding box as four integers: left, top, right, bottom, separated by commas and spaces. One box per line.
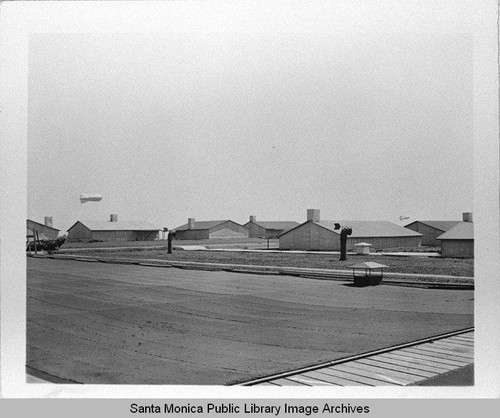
69, 220, 160, 231
315, 220, 422, 238
174, 220, 232, 231
26, 219, 60, 232
437, 222, 474, 240
246, 221, 300, 230
405, 220, 461, 232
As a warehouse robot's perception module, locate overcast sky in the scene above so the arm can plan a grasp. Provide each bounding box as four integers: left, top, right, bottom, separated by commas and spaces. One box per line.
28, 31, 473, 233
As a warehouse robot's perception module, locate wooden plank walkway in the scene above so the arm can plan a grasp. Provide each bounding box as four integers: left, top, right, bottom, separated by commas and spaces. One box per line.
249, 331, 474, 386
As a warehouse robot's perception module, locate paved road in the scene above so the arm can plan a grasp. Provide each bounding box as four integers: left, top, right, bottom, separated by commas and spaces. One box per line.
27, 258, 473, 385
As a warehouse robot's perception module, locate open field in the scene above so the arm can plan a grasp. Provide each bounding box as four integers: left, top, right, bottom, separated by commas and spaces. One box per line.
58, 246, 474, 277
27, 257, 473, 385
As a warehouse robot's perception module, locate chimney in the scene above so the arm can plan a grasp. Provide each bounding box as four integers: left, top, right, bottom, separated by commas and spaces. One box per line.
307, 209, 320, 222
249, 215, 256, 223
462, 212, 473, 222
44, 216, 53, 228
110, 214, 118, 222
188, 218, 195, 229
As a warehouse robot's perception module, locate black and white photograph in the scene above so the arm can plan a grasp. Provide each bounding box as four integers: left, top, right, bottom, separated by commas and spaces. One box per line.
1, 0, 499, 403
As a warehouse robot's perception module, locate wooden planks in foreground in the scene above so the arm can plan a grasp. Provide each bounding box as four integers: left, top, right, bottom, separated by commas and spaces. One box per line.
251, 331, 474, 386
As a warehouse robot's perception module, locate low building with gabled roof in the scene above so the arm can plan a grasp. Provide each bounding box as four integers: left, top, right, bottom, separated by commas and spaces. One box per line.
27, 218, 60, 240
437, 216, 474, 258
244, 215, 299, 238
173, 218, 249, 240
404, 220, 461, 246
279, 209, 422, 251
67, 214, 160, 242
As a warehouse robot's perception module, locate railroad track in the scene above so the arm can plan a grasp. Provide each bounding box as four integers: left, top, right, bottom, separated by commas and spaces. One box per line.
238, 328, 474, 386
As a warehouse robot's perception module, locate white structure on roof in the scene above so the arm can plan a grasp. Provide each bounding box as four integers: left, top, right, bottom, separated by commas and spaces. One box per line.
279, 209, 422, 251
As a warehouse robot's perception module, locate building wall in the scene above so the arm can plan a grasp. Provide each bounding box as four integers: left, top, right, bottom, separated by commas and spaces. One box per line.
247, 223, 285, 238
135, 231, 159, 241
91, 231, 126, 242
27, 220, 59, 240
279, 222, 337, 250
405, 223, 444, 246
280, 222, 422, 251
209, 221, 249, 239
68, 225, 158, 242
176, 221, 249, 240
209, 227, 248, 239
264, 229, 285, 239
67, 222, 92, 242
279, 222, 310, 250
175, 229, 210, 240
247, 223, 267, 238
440, 240, 474, 258
90, 230, 158, 242
311, 223, 337, 250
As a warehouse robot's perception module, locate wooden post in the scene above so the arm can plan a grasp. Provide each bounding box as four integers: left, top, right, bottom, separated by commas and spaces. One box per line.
167, 230, 176, 254
34, 229, 38, 255
36, 230, 42, 254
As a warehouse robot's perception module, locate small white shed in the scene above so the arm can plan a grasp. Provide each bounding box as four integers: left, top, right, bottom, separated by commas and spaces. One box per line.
354, 242, 372, 255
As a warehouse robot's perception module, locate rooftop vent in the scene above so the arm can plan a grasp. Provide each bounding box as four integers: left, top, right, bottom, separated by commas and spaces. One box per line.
44, 216, 53, 228
249, 215, 256, 222
307, 209, 320, 222
462, 212, 473, 222
188, 218, 195, 229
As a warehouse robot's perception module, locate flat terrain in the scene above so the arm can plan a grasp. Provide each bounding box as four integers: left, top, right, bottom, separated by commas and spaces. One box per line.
27, 257, 474, 385
60, 238, 277, 250
59, 246, 474, 277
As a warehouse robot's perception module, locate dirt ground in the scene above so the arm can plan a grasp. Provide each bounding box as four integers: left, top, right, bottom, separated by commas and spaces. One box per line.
26, 257, 474, 385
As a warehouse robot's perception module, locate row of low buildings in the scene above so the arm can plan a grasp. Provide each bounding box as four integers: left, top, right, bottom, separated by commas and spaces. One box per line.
405, 213, 474, 258
26, 210, 474, 257
54, 215, 297, 242
278, 210, 474, 258
278, 210, 422, 251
